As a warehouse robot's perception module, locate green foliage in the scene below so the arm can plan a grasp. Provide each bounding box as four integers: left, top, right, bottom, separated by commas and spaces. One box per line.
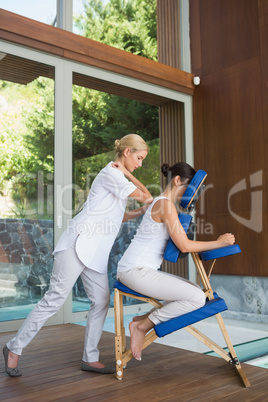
75, 0, 157, 60
0, 78, 54, 204
0, 0, 159, 219
23, 78, 54, 174
72, 87, 159, 160
72, 0, 159, 160
133, 138, 161, 197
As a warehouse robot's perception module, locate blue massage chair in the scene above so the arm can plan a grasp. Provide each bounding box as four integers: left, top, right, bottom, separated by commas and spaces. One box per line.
114, 170, 250, 387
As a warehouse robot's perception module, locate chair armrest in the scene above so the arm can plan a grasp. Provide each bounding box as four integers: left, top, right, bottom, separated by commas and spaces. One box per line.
199, 245, 241, 261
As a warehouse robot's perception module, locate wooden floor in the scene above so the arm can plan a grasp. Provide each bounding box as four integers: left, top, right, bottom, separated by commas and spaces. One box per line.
1, 324, 268, 401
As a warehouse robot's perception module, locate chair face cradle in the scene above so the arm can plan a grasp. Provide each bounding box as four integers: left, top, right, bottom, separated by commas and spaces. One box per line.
114, 170, 250, 388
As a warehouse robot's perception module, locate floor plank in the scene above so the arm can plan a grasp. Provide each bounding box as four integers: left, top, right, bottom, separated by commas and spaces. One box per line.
1, 324, 267, 401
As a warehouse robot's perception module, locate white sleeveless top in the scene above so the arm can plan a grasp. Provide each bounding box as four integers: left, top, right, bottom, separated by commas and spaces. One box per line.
117, 196, 169, 273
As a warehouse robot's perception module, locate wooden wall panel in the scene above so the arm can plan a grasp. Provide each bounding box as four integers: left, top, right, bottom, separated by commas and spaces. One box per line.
157, 0, 187, 278
259, 0, 268, 235
159, 102, 185, 167
159, 101, 187, 277
190, 0, 268, 276
157, 0, 181, 68
199, 0, 259, 76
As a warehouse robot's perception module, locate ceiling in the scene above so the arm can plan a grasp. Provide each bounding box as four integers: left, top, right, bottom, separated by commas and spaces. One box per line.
0, 53, 170, 106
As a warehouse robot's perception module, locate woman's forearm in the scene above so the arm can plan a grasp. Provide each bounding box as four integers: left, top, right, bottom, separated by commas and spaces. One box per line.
112, 161, 153, 204
173, 235, 235, 254
178, 239, 221, 254
123, 205, 149, 222
124, 171, 153, 203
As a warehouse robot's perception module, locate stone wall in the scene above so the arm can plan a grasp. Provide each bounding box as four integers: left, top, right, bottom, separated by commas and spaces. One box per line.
108, 217, 141, 306
0, 219, 54, 306
211, 275, 268, 324
0, 218, 140, 307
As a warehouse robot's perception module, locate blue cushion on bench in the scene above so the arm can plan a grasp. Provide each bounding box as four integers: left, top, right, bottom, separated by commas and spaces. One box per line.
199, 244, 241, 261
154, 295, 228, 338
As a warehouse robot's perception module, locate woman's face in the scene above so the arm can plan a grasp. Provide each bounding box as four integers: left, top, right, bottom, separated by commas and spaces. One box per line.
173, 178, 189, 202
124, 149, 148, 172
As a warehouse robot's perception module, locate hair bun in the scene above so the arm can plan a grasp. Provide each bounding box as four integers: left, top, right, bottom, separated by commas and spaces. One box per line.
114, 139, 121, 152
161, 163, 170, 177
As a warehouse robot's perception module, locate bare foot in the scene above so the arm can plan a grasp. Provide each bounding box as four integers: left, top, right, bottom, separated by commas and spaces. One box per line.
8, 350, 20, 369
129, 318, 154, 361
132, 312, 150, 322
83, 361, 107, 369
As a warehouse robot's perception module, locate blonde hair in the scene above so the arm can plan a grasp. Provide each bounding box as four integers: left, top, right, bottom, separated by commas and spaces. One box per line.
114, 134, 149, 157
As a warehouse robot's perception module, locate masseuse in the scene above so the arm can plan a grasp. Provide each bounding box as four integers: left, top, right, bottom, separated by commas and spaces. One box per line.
4, 134, 153, 376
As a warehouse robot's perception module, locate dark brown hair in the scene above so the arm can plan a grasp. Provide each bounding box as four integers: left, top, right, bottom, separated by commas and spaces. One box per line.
161, 162, 196, 185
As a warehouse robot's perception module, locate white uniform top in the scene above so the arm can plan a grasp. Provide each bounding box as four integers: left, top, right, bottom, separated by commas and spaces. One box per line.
117, 196, 169, 273
53, 162, 137, 274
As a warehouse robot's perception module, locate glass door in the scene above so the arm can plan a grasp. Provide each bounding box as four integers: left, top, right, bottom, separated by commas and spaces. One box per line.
0, 53, 55, 323
71, 74, 160, 315
0, 41, 194, 333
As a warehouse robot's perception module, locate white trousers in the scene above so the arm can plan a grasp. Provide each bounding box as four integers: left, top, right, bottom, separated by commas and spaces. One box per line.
117, 267, 206, 325
7, 246, 110, 363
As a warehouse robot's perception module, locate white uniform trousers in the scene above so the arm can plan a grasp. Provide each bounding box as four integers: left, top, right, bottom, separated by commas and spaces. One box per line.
7, 245, 110, 363
117, 267, 206, 325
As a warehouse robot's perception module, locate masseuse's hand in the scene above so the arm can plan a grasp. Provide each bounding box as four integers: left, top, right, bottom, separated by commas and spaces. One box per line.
217, 233, 235, 247
112, 161, 128, 175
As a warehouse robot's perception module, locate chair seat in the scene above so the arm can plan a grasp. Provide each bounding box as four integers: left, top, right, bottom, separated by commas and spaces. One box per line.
199, 244, 241, 261
114, 280, 149, 298
114, 280, 228, 339
155, 295, 228, 338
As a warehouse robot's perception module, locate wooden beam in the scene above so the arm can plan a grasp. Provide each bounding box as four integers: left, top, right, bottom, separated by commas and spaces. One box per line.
0, 9, 194, 95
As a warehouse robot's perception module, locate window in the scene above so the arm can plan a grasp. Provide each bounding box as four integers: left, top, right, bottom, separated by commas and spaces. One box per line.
0, 53, 55, 321
0, 0, 56, 25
